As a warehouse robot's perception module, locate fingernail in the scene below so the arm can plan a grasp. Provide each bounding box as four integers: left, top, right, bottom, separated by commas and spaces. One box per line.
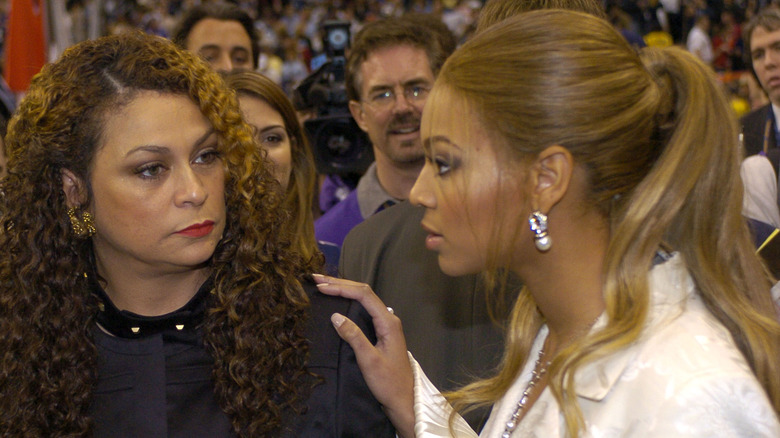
331, 313, 345, 328
316, 282, 329, 288
312, 273, 325, 278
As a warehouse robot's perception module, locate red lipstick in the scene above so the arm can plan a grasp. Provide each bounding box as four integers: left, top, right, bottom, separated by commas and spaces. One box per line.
176, 221, 214, 238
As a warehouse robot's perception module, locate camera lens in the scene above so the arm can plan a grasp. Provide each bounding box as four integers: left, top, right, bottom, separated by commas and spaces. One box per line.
328, 28, 348, 52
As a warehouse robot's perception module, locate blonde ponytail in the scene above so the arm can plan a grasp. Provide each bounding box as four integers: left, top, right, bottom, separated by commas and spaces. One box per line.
443, 11, 780, 436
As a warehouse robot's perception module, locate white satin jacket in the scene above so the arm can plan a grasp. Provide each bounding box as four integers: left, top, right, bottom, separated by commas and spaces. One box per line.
412, 254, 780, 437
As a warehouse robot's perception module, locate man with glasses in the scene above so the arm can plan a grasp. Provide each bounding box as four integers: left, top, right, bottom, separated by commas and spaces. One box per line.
325, 15, 506, 430
314, 16, 453, 246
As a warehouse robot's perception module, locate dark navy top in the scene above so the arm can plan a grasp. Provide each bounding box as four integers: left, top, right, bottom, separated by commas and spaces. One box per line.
89, 277, 394, 437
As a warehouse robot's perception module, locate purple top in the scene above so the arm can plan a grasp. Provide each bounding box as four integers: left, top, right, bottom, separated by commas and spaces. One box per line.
314, 189, 363, 247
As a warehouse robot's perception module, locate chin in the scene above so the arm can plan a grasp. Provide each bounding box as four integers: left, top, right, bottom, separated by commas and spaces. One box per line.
179, 244, 220, 268
437, 255, 482, 278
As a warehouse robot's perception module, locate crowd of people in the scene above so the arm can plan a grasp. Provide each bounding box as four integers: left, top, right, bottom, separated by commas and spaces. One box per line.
0, 1, 776, 96
0, 0, 779, 437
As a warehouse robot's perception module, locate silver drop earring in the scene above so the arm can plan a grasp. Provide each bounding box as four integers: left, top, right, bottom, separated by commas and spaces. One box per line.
528, 211, 551, 252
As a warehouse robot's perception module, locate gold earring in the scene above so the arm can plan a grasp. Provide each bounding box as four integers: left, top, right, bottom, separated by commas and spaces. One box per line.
67, 207, 96, 238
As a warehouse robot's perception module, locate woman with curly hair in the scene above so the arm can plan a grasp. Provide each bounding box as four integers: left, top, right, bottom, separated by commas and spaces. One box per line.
0, 31, 393, 437
315, 10, 780, 438
223, 70, 339, 273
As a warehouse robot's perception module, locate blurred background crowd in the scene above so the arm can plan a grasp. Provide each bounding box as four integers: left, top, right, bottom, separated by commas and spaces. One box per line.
1, 0, 779, 116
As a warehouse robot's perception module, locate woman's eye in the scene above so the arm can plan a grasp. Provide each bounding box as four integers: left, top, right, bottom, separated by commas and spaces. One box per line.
434, 158, 451, 176
194, 149, 220, 165
135, 163, 166, 179
262, 134, 282, 145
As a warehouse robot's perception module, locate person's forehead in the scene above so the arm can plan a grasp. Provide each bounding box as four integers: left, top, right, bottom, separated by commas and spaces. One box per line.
238, 95, 285, 125
359, 44, 433, 84
363, 43, 430, 65
751, 26, 780, 49
186, 18, 252, 51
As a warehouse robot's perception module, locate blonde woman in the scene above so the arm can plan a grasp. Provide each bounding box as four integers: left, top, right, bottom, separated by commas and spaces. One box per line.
315, 10, 780, 438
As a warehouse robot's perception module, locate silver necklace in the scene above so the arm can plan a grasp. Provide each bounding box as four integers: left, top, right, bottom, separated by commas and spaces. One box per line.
501, 347, 550, 438
501, 316, 601, 437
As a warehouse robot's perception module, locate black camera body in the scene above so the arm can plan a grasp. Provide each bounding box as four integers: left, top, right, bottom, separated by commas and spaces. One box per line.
294, 21, 373, 176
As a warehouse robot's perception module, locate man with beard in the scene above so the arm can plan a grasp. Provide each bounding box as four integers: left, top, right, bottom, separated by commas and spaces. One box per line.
314, 16, 454, 247
330, 14, 505, 431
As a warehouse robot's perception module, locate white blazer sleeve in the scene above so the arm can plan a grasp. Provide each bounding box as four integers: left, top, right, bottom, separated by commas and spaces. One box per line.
409, 353, 478, 438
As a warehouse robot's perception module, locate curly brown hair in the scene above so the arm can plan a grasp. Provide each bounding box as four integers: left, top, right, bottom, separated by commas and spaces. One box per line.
0, 31, 313, 436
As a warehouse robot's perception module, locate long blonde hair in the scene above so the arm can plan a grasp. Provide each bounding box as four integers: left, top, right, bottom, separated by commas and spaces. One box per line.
444, 10, 780, 436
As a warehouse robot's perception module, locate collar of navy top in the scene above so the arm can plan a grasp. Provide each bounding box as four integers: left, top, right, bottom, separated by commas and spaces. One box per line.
92, 275, 213, 339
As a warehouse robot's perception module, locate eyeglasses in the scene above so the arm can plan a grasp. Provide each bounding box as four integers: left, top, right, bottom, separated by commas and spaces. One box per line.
363, 84, 431, 111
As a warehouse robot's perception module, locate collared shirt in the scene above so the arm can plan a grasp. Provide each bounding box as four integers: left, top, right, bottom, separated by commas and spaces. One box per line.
356, 162, 399, 219
314, 162, 399, 247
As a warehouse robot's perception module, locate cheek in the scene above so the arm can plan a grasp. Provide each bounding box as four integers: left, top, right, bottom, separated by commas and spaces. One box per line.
91, 186, 163, 242
366, 111, 389, 130
439, 184, 483, 248
208, 169, 227, 206
467, 178, 501, 223
466, 177, 515, 254
91, 177, 148, 220
266, 146, 293, 187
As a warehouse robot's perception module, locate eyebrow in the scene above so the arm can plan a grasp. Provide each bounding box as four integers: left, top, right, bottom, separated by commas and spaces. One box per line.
125, 128, 216, 158
423, 135, 462, 153
197, 44, 221, 53
198, 44, 249, 52
256, 124, 285, 133
366, 77, 432, 94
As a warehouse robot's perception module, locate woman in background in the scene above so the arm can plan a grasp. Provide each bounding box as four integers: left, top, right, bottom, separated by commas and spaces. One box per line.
223, 70, 339, 272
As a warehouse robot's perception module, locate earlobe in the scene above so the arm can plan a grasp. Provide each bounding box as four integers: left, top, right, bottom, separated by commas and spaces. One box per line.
61, 168, 87, 208
530, 145, 574, 213
348, 100, 369, 133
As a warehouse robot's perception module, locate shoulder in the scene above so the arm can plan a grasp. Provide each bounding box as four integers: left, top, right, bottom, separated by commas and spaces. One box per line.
579, 307, 780, 436
741, 104, 771, 127
301, 279, 364, 368
631, 302, 772, 410
301, 279, 374, 341
343, 201, 423, 246
631, 272, 760, 387
314, 190, 363, 246
340, 201, 428, 282
639, 335, 780, 437
302, 279, 350, 321
648, 374, 780, 437
290, 280, 394, 437
315, 190, 361, 225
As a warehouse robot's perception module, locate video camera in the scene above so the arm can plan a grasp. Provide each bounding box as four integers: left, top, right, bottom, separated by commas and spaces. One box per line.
293, 21, 373, 176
